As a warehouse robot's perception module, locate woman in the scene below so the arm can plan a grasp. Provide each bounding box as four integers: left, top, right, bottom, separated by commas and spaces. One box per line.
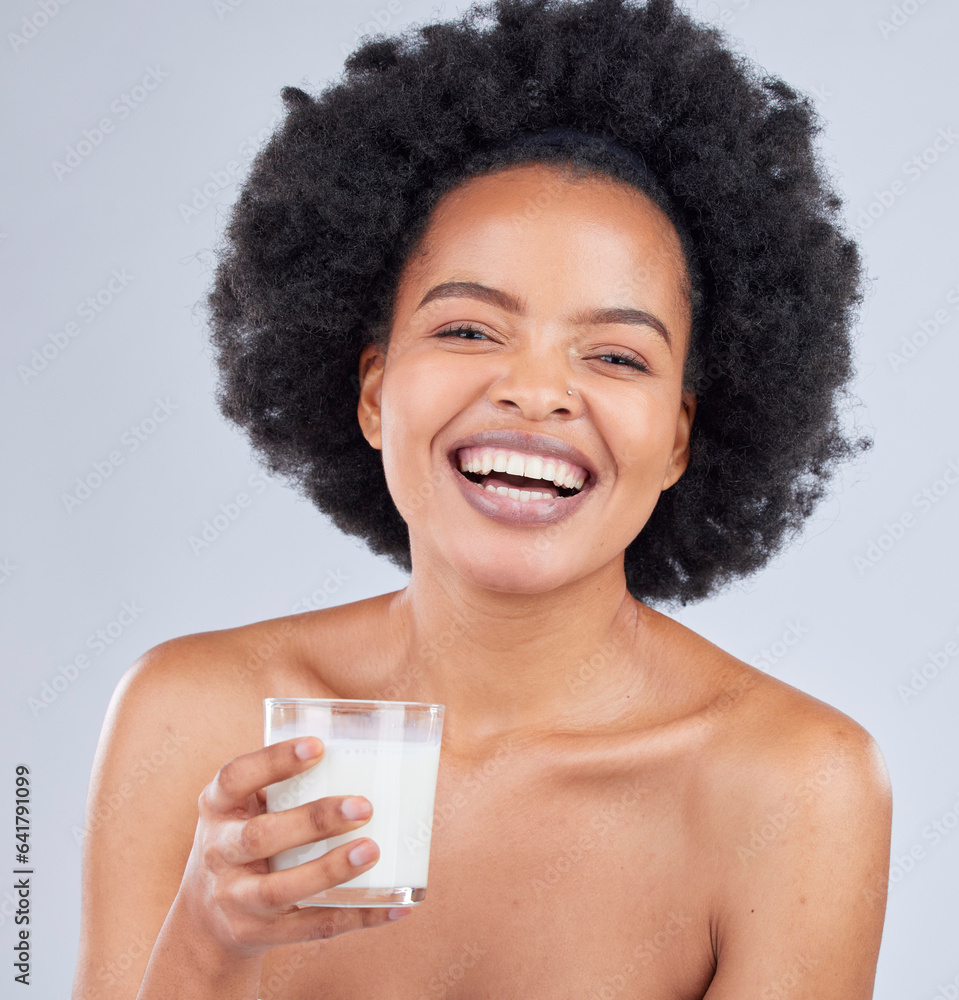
73, 0, 892, 996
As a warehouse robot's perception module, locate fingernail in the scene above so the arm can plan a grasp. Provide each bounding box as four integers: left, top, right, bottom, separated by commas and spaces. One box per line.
388, 907, 412, 920
348, 841, 377, 866
294, 738, 322, 761
341, 796, 371, 820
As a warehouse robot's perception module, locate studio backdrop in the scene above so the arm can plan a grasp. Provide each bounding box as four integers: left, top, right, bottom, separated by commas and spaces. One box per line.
1, 0, 957, 997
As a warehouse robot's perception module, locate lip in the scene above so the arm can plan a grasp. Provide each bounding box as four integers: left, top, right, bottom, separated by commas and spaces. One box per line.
445, 429, 599, 527
450, 460, 596, 526
446, 429, 599, 483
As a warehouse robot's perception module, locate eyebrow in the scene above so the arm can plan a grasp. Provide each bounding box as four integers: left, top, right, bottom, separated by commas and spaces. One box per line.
414, 280, 672, 350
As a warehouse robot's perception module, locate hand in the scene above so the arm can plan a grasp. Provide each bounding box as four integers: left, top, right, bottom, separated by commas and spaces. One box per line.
177, 736, 411, 957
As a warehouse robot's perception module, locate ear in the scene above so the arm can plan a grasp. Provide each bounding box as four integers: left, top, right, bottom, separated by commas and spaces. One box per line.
356, 343, 386, 451
662, 390, 697, 491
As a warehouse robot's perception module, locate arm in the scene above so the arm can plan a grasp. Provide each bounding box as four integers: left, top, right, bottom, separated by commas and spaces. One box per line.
703, 717, 892, 999
71, 637, 404, 1000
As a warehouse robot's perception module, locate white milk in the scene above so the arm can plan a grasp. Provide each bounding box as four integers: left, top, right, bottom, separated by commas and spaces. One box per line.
266, 737, 442, 891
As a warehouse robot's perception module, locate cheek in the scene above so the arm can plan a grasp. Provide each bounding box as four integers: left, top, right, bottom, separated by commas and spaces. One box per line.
601, 408, 677, 543
378, 357, 461, 516
601, 396, 677, 478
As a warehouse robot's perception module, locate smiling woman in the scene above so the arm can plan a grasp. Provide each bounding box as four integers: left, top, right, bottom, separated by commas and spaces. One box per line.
72, 1, 891, 999
355, 164, 697, 588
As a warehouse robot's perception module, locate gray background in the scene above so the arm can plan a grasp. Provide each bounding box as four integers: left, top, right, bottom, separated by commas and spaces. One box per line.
1, 0, 957, 996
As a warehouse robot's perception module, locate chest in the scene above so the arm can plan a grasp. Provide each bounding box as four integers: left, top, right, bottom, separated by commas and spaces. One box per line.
260, 749, 717, 999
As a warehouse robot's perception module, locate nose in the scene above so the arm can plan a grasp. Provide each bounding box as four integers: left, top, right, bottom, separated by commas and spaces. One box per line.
487, 343, 583, 419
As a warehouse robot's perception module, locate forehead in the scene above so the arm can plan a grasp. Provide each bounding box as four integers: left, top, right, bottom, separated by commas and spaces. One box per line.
396, 163, 691, 320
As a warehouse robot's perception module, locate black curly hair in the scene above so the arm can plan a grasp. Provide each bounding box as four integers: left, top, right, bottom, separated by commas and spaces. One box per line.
207, 0, 869, 606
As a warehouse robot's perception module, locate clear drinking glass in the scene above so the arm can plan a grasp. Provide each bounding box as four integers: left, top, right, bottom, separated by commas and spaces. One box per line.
264, 698, 445, 907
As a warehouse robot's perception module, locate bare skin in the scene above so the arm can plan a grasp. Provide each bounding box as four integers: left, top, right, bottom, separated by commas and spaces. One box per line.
73, 164, 892, 1000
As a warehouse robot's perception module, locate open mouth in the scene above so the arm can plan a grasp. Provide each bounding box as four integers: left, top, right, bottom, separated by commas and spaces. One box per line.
458, 468, 582, 499
451, 446, 591, 502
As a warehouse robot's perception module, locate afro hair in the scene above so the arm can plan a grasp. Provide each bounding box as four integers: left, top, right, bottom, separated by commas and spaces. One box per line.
207, 0, 869, 606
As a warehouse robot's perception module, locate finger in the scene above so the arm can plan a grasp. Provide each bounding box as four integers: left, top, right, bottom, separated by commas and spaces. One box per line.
234, 837, 382, 912
240, 899, 412, 951
279, 902, 414, 946
229, 795, 373, 866
203, 738, 324, 814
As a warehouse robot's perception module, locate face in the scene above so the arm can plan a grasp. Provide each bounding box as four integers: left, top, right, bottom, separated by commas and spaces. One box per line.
357, 162, 696, 594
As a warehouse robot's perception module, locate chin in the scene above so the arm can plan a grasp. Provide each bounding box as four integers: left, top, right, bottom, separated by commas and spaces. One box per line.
435, 533, 585, 595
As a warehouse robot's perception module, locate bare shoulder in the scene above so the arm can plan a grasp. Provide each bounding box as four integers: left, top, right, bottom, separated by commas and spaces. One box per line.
649, 609, 890, 805
105, 616, 296, 765
74, 603, 379, 999
700, 647, 891, 833
708, 666, 892, 879
90, 592, 399, 828
653, 614, 893, 997
86, 612, 318, 868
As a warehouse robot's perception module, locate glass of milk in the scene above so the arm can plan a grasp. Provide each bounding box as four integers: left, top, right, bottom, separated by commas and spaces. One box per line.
264, 698, 444, 907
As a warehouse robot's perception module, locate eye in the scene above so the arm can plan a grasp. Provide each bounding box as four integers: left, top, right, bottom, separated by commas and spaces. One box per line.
434, 326, 650, 373
434, 324, 489, 340
595, 351, 650, 373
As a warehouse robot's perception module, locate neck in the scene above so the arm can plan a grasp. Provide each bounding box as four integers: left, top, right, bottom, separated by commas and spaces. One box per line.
384, 553, 655, 751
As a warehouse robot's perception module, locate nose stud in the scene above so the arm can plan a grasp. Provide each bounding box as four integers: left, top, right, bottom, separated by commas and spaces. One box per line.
567, 390, 573, 395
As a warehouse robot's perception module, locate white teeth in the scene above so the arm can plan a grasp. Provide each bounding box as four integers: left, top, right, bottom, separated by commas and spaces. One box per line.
505, 454, 526, 476
485, 484, 548, 502
457, 446, 589, 493
524, 456, 544, 481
